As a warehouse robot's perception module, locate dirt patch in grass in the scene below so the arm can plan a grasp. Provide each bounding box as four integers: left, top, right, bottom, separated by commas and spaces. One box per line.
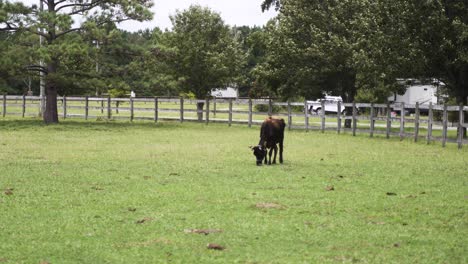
4, 188, 13, 195
136, 217, 154, 224
207, 243, 225, 250
184, 229, 223, 235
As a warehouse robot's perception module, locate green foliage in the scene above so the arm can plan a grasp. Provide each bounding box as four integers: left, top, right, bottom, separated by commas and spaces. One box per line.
261, 0, 281, 11
161, 5, 245, 99
255, 0, 467, 105
403, 0, 468, 104
179, 91, 196, 99
108, 88, 127, 98
235, 26, 269, 97
254, 103, 282, 113
1, 0, 154, 122
256, 0, 370, 101
1, 0, 466, 109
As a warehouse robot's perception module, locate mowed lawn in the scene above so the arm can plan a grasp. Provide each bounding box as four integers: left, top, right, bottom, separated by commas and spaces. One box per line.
0, 118, 467, 263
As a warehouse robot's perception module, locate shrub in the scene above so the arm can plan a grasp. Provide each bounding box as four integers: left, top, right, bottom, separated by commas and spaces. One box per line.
254, 104, 282, 114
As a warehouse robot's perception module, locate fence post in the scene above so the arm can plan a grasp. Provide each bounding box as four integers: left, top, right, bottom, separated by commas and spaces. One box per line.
107, 96, 111, 119
370, 103, 375, 138
414, 102, 420, 142
228, 98, 233, 127
213, 97, 217, 117
442, 103, 448, 147
130, 98, 134, 122
304, 100, 309, 132
37, 96, 41, 116
427, 102, 433, 144
287, 100, 292, 130
85, 96, 89, 120
154, 97, 158, 123
458, 104, 464, 149
63, 96, 67, 119
22, 95, 26, 118
268, 98, 273, 116
321, 100, 325, 133
101, 98, 104, 114
180, 97, 184, 123
248, 99, 253, 128
352, 101, 357, 136
205, 98, 210, 125
386, 102, 391, 139
2, 94, 5, 117
337, 101, 342, 134
399, 102, 405, 141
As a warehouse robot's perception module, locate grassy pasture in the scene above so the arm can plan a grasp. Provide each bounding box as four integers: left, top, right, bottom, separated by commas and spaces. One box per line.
0, 118, 467, 263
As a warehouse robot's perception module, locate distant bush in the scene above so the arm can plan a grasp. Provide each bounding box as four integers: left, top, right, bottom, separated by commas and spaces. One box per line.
254, 104, 282, 113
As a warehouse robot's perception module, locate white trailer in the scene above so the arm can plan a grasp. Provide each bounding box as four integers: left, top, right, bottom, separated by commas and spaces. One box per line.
388, 78, 446, 105
388, 80, 446, 114
388, 84, 438, 105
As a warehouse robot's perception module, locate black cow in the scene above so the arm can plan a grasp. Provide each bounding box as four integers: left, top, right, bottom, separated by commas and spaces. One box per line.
251, 117, 285, 166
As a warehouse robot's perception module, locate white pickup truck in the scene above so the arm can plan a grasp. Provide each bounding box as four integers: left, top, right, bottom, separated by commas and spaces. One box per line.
307, 96, 345, 114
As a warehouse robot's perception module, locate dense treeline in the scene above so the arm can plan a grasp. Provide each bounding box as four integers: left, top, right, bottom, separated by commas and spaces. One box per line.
0, 0, 467, 124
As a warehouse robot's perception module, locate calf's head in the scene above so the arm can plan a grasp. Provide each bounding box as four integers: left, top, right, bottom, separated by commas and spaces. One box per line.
250, 145, 266, 166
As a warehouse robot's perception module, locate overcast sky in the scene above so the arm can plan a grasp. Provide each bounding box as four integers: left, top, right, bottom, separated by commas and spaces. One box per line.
18, 0, 278, 31
131, 0, 278, 31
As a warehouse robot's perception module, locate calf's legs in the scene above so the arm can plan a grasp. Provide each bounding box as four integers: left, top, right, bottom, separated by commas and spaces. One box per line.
279, 140, 283, 164
268, 145, 278, 165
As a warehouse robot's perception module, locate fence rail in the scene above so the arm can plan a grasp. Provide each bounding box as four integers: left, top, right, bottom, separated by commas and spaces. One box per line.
1, 95, 467, 148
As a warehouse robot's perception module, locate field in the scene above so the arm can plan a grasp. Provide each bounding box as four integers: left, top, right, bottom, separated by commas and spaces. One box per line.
0, 118, 467, 263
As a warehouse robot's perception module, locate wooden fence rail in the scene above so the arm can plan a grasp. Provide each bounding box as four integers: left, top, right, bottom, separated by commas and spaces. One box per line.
1, 95, 467, 148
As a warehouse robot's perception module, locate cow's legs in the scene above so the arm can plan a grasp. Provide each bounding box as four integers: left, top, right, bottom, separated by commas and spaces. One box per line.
268, 148, 274, 165
279, 139, 283, 164
264, 150, 268, 164
272, 145, 278, 164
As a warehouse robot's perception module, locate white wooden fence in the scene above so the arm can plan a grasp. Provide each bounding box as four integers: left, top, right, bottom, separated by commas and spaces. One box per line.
2, 95, 467, 148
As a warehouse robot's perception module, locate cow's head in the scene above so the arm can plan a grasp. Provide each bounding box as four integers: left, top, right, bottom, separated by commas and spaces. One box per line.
250, 145, 266, 166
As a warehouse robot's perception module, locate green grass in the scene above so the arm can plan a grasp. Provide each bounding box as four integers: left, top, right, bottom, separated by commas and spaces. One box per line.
0, 118, 467, 263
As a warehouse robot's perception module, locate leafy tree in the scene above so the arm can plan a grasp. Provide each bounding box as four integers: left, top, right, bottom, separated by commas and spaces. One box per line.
130, 28, 181, 97
0, 31, 40, 95
162, 5, 245, 121
234, 26, 269, 97
257, 0, 369, 102
261, 0, 281, 11
406, 0, 468, 106
0, 0, 153, 123
409, 0, 467, 137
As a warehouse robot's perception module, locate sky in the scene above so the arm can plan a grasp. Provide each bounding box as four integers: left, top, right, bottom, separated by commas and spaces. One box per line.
18, 0, 278, 31
126, 0, 278, 31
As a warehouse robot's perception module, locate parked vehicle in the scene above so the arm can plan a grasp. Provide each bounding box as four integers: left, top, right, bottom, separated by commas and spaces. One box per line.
388, 79, 446, 114
307, 96, 346, 115
307, 96, 343, 114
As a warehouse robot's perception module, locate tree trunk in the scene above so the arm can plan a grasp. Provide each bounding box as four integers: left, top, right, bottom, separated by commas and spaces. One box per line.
343, 73, 357, 128
454, 65, 467, 138
43, 60, 59, 124
43, 83, 59, 124
197, 102, 204, 122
